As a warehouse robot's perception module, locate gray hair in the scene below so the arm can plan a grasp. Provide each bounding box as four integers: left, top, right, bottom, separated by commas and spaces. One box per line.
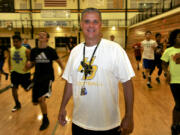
81, 8, 102, 21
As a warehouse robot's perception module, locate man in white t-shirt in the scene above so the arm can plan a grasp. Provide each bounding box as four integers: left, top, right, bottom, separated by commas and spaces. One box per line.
141, 31, 157, 88
58, 8, 135, 135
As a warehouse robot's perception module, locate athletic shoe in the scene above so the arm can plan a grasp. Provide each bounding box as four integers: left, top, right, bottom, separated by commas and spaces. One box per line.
156, 77, 160, 83
12, 103, 21, 112
147, 83, 152, 88
40, 118, 49, 131
9, 84, 14, 88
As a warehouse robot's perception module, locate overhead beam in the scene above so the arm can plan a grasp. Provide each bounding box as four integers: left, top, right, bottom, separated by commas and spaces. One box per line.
15, 9, 139, 13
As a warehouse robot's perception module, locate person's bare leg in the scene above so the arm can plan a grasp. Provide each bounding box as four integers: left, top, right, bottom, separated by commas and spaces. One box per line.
11, 87, 21, 112
145, 69, 152, 88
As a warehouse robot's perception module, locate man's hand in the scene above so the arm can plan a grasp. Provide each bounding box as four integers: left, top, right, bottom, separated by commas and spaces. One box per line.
119, 116, 134, 135
58, 108, 67, 126
24, 61, 32, 72
165, 71, 171, 84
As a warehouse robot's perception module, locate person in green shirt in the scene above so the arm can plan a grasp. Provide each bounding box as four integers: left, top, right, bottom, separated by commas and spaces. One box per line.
161, 29, 180, 135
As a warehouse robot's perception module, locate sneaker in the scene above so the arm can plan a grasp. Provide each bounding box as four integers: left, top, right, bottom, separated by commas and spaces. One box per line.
142, 72, 146, 79
40, 118, 49, 131
9, 84, 14, 88
156, 77, 160, 83
12, 103, 21, 112
147, 83, 152, 88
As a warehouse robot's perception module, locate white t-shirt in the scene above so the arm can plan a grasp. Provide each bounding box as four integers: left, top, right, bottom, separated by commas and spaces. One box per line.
62, 38, 135, 131
141, 39, 157, 60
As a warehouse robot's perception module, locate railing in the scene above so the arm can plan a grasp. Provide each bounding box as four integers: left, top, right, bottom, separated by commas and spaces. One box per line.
130, 0, 180, 26
0, 19, 130, 30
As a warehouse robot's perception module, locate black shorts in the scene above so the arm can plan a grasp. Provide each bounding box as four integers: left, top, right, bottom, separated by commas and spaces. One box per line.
32, 79, 52, 103
135, 56, 141, 61
11, 71, 31, 89
72, 123, 121, 135
143, 59, 154, 69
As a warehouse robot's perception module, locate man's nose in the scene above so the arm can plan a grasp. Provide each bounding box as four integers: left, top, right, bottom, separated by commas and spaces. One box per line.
89, 22, 95, 27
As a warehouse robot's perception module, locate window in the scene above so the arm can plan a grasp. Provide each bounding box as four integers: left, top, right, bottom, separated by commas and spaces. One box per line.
55, 37, 77, 48
0, 0, 14, 12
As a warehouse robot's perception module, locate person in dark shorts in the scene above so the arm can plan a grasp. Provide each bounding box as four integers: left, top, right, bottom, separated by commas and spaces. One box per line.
9, 35, 31, 112
0, 39, 9, 84
149, 33, 164, 83
25, 31, 64, 131
141, 31, 157, 88
132, 42, 142, 70
161, 29, 180, 135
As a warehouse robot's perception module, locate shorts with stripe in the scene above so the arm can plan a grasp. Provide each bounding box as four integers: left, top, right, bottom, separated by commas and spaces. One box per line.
32, 79, 52, 103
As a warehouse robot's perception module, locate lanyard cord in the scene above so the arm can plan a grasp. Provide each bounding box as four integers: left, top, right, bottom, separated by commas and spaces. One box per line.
82, 39, 101, 79
83, 40, 101, 67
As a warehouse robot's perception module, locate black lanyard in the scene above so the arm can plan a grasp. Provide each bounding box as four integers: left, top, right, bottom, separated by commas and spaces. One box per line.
82, 40, 101, 79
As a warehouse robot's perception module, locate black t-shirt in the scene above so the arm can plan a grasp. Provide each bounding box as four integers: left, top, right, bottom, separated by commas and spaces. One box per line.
30, 46, 59, 82
155, 42, 163, 56
0, 45, 8, 61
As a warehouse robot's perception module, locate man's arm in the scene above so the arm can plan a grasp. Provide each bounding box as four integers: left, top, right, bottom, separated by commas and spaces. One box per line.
161, 61, 170, 83
4, 48, 9, 60
56, 58, 64, 75
24, 61, 34, 71
140, 43, 144, 52
58, 82, 73, 126
25, 49, 31, 61
8, 50, 11, 72
120, 79, 134, 134
152, 42, 158, 50
24, 49, 34, 71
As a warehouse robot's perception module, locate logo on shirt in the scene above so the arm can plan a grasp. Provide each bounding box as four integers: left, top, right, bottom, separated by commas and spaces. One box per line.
35, 52, 50, 63
13, 51, 23, 63
172, 53, 180, 64
78, 57, 97, 80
